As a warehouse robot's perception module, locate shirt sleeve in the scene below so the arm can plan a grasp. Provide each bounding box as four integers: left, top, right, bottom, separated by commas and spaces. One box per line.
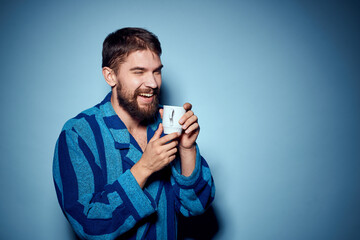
170, 144, 215, 217
53, 129, 156, 240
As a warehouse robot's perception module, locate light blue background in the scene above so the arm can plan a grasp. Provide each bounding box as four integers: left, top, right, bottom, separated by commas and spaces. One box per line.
1, 0, 359, 239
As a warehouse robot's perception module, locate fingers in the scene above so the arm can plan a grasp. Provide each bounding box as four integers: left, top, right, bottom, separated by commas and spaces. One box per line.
177, 102, 200, 135
179, 103, 192, 124
183, 102, 192, 111
159, 108, 163, 119
167, 148, 178, 159
168, 154, 177, 163
179, 112, 199, 135
150, 123, 163, 142
164, 144, 178, 164
179, 110, 194, 125
164, 140, 178, 151
157, 132, 179, 145
182, 114, 198, 129
184, 122, 199, 134
151, 123, 180, 147
157, 140, 178, 166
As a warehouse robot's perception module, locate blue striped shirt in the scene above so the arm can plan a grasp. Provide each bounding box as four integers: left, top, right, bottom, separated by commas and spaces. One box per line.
53, 92, 215, 239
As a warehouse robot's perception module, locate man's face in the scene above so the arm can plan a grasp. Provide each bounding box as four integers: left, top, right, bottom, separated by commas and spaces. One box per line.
114, 49, 163, 123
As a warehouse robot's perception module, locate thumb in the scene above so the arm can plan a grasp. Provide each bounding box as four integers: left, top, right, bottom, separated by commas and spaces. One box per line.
150, 123, 163, 142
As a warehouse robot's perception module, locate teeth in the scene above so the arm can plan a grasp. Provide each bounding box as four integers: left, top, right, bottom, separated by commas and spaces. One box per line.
139, 93, 153, 97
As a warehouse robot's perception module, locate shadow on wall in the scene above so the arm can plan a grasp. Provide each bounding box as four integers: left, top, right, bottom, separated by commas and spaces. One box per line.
178, 206, 221, 240
160, 81, 222, 239
69, 229, 80, 240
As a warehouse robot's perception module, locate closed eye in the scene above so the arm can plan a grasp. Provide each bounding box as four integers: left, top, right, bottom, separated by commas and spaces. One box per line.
154, 69, 162, 75
130, 67, 145, 75
154, 65, 163, 75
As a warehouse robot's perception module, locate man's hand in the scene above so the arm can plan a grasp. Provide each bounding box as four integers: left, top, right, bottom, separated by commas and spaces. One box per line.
178, 103, 200, 150
141, 123, 179, 173
159, 103, 200, 149
131, 123, 179, 188
160, 103, 199, 176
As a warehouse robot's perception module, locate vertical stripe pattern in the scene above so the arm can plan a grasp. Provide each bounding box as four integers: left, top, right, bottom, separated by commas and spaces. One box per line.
52, 92, 215, 239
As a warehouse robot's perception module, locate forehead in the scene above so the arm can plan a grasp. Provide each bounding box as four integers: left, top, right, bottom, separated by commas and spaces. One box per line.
122, 49, 162, 68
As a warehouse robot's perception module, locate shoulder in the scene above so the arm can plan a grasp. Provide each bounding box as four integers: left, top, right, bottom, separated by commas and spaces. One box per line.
61, 105, 102, 133
61, 92, 113, 132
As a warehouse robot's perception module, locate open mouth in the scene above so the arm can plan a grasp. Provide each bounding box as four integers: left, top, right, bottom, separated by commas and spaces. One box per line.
137, 92, 156, 104
138, 93, 154, 98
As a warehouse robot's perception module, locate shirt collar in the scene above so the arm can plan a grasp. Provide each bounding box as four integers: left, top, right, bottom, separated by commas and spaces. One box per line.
99, 92, 162, 149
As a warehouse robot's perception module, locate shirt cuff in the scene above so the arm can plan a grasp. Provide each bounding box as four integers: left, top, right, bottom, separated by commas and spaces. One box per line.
117, 169, 157, 218
171, 144, 202, 188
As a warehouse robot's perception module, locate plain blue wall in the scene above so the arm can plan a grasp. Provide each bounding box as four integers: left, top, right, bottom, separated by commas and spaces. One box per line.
1, 0, 359, 239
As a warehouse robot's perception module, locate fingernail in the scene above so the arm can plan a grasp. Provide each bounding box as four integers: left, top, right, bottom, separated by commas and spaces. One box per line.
182, 124, 186, 129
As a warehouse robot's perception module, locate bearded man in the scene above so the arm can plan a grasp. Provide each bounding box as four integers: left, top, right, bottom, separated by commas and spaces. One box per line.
53, 27, 215, 240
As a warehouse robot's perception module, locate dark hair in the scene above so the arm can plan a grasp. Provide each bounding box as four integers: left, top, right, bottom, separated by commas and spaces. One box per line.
102, 27, 162, 71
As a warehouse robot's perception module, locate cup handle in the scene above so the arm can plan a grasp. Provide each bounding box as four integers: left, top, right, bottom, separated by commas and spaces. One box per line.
170, 109, 174, 126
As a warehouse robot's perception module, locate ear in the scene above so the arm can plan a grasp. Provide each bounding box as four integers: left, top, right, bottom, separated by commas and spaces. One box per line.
102, 67, 117, 87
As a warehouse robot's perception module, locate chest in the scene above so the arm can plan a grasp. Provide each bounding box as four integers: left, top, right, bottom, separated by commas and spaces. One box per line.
131, 130, 148, 152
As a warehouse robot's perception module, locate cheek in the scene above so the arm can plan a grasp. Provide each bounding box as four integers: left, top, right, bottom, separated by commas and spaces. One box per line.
125, 76, 142, 89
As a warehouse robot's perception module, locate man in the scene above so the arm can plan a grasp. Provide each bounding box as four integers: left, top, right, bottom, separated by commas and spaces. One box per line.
53, 27, 215, 240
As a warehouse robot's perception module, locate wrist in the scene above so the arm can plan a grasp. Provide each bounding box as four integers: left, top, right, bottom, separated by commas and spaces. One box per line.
179, 143, 196, 152
179, 144, 196, 160
130, 161, 152, 188
178, 144, 196, 177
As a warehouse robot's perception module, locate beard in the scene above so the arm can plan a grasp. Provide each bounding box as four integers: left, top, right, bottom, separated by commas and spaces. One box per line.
116, 83, 160, 125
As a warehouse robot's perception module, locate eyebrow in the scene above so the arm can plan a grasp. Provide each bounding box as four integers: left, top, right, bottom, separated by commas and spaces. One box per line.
129, 67, 146, 71
130, 65, 164, 72
155, 65, 164, 72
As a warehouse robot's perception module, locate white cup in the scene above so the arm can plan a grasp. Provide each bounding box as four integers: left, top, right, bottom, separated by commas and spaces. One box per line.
162, 105, 186, 134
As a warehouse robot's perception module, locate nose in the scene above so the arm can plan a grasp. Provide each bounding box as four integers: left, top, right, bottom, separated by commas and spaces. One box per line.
144, 73, 159, 89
